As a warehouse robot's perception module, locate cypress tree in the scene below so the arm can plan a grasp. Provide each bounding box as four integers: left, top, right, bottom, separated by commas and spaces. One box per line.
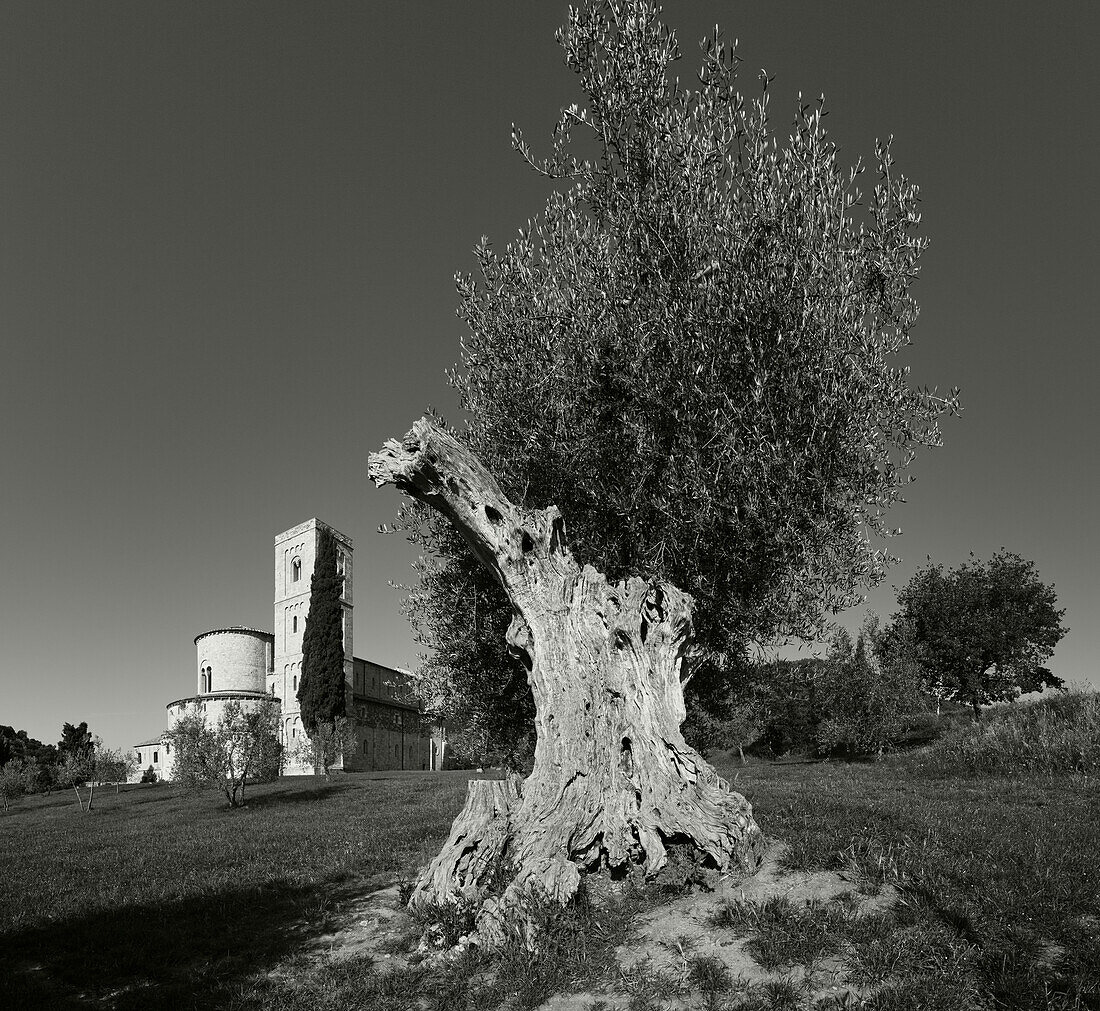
297, 527, 346, 735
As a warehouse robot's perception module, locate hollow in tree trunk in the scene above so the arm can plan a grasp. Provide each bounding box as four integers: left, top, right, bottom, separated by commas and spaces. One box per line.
369, 418, 765, 939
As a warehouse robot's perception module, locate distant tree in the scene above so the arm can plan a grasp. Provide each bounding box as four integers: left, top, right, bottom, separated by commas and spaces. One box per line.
393, 0, 958, 763
815, 616, 928, 757
118, 750, 139, 789
96, 748, 138, 795
57, 748, 97, 812
0, 760, 32, 810
53, 724, 100, 810
684, 698, 763, 765
0, 729, 58, 796
58, 722, 94, 764
294, 715, 356, 776
402, 551, 534, 770
749, 657, 828, 755
166, 699, 282, 808
297, 528, 347, 759
434, 717, 533, 773
1, 725, 43, 767
32, 743, 58, 793
19, 757, 39, 795
887, 551, 1069, 720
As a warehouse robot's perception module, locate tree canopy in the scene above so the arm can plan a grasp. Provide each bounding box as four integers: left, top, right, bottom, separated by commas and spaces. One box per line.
58, 721, 94, 762
0, 726, 48, 768
396, 0, 957, 746
297, 527, 346, 737
886, 550, 1068, 718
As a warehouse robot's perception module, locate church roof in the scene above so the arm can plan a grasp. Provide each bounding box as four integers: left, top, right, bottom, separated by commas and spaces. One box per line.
194, 625, 274, 645
133, 736, 164, 748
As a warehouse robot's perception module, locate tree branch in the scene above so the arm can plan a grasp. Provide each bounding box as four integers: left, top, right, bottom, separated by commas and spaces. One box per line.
368, 418, 575, 600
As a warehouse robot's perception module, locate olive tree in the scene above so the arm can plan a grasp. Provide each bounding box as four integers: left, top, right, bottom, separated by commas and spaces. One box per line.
377, 0, 955, 938
396, 0, 956, 758
57, 749, 97, 812
167, 699, 282, 808
96, 747, 138, 795
371, 419, 765, 940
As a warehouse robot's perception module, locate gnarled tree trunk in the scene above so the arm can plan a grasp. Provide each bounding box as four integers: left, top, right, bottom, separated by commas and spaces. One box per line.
369, 418, 764, 938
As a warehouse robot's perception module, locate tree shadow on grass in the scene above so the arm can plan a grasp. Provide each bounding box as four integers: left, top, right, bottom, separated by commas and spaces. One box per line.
2, 785, 182, 820
240, 782, 348, 808
0, 876, 344, 1009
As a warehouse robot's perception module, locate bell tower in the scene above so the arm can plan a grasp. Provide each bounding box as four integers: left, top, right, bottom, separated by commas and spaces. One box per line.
272, 518, 353, 770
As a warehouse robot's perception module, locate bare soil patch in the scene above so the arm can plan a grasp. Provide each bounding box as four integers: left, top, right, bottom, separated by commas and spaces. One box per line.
606, 840, 897, 1008
306, 840, 897, 1008
303, 880, 421, 969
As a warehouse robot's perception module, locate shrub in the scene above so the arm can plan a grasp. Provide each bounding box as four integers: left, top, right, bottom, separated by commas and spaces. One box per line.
930, 690, 1100, 775
141, 765, 158, 784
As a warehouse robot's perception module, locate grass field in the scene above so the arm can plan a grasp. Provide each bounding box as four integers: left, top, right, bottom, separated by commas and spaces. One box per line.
0, 771, 477, 1008
2, 751, 1098, 1009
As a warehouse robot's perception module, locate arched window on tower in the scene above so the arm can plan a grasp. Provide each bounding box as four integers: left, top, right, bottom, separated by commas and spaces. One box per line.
292, 615, 298, 633
207, 666, 213, 692
293, 674, 297, 691
292, 557, 301, 582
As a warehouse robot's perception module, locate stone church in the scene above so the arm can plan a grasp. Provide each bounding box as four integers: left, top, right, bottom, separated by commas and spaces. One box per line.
132, 518, 443, 780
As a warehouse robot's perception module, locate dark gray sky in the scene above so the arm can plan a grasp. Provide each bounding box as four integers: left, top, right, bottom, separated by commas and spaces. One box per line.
3, 2, 1096, 751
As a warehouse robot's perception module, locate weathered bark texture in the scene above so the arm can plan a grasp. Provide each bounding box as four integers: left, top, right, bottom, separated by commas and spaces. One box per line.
412, 778, 519, 904
369, 418, 764, 936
